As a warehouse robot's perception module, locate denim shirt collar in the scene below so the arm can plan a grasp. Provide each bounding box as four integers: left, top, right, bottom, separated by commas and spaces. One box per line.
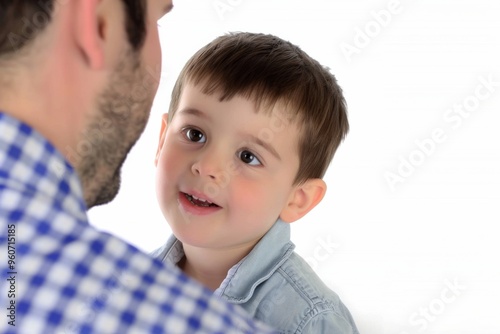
155, 220, 295, 303
215, 220, 295, 303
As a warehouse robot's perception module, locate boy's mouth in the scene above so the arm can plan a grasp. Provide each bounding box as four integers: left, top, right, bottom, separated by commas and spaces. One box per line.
183, 192, 220, 208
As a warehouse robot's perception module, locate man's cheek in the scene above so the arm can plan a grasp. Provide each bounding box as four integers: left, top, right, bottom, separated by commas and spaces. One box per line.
142, 26, 162, 90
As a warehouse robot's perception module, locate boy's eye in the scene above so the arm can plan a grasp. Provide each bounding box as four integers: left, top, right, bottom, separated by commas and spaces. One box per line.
183, 128, 206, 143
239, 150, 262, 166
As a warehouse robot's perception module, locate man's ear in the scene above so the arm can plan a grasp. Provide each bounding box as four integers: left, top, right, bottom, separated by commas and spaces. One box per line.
280, 179, 327, 223
155, 113, 169, 166
74, 0, 123, 70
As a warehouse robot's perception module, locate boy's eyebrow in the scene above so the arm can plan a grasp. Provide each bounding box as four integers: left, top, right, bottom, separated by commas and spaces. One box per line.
248, 135, 281, 161
178, 107, 209, 120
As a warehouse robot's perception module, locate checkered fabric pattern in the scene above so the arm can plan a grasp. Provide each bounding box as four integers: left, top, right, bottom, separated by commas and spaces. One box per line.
0, 112, 276, 333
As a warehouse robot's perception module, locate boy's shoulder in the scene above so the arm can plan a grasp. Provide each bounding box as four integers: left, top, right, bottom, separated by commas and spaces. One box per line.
216, 220, 359, 334
249, 252, 358, 333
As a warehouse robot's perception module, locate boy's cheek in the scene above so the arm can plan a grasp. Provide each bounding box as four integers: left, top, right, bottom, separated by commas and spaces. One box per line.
232, 183, 271, 211
160, 144, 184, 169
156, 149, 182, 186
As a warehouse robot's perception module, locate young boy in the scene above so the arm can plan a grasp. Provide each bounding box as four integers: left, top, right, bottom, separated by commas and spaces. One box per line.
153, 32, 359, 333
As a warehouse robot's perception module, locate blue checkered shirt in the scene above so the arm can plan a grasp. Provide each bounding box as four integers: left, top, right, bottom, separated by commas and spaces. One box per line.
0, 112, 276, 333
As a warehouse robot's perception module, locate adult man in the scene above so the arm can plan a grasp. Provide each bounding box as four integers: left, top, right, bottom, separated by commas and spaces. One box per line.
0, 1, 275, 332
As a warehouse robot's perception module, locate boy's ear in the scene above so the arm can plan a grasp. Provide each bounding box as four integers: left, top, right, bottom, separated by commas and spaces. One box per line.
280, 179, 327, 223
154, 113, 169, 166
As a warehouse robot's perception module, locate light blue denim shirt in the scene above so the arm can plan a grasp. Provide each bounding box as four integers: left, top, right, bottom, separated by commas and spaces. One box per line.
152, 220, 359, 334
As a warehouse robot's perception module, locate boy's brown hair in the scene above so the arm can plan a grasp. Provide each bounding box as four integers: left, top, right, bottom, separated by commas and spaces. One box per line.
168, 32, 348, 185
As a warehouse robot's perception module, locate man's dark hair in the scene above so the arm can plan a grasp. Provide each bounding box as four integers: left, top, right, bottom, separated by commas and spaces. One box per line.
0, 0, 147, 57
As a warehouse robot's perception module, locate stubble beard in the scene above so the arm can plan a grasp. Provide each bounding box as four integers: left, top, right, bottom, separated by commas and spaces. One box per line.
77, 50, 156, 208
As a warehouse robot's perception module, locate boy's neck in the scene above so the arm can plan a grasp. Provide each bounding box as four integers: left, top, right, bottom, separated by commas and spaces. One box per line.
179, 243, 255, 291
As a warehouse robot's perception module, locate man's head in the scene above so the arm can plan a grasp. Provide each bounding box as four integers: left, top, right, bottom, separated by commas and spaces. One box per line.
154, 32, 348, 254
0, 0, 173, 208
0, 0, 148, 56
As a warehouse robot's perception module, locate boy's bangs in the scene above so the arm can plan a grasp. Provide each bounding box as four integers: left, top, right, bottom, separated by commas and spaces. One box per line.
187, 72, 304, 124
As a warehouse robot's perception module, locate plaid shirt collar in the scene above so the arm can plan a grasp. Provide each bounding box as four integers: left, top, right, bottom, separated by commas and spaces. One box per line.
0, 111, 87, 220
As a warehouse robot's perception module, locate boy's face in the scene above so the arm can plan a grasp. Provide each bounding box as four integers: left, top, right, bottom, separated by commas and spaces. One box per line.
155, 82, 301, 251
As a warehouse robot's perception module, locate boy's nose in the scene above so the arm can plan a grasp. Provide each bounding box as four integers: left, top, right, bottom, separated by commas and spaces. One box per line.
191, 163, 216, 179
191, 153, 224, 180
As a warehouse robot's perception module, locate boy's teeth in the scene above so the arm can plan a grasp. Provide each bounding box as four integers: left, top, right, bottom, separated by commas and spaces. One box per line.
192, 195, 208, 203
185, 193, 217, 207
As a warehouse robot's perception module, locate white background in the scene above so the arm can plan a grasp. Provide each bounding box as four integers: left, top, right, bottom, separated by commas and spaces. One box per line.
89, 0, 500, 333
